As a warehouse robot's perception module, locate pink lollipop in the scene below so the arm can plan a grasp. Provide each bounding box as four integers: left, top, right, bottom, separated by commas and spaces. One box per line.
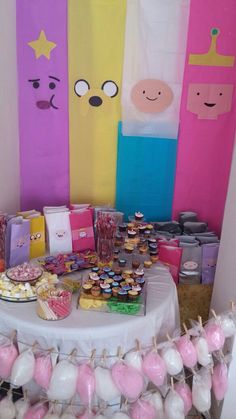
34, 353, 52, 390
111, 361, 144, 400
212, 363, 228, 401
174, 382, 192, 415
142, 350, 167, 387
77, 363, 95, 405
204, 322, 225, 352
130, 399, 156, 419
175, 335, 197, 368
24, 403, 48, 419
0, 342, 18, 379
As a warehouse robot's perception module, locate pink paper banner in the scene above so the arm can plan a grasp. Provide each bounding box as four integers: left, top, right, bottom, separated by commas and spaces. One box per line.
172, 0, 236, 234
16, 0, 69, 211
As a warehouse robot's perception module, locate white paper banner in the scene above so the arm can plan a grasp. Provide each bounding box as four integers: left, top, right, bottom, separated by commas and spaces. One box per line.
121, 0, 190, 139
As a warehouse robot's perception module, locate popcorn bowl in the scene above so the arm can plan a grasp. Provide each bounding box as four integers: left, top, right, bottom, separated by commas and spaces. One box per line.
36, 282, 72, 321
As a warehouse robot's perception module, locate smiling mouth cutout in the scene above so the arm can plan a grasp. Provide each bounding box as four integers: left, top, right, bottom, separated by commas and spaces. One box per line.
204, 102, 216, 107
36, 94, 58, 110
146, 96, 158, 101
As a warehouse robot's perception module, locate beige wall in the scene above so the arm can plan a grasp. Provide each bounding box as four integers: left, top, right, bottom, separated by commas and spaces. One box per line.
0, 0, 20, 213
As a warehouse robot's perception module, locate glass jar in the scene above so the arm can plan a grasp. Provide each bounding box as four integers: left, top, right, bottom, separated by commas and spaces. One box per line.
36, 282, 72, 321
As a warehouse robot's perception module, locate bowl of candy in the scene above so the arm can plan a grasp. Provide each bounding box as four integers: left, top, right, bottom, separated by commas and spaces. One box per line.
6, 262, 43, 284
36, 282, 72, 321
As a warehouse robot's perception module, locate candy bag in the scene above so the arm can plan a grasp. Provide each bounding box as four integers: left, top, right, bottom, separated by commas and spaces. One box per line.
15, 396, 30, 419
142, 390, 164, 418
111, 360, 144, 400
161, 342, 183, 376
0, 335, 18, 379
47, 356, 78, 400
130, 399, 156, 419
142, 347, 167, 387
11, 347, 35, 387
34, 351, 53, 389
204, 318, 225, 352
175, 332, 197, 368
164, 388, 185, 419
95, 365, 121, 402
77, 362, 95, 405
212, 362, 228, 401
192, 373, 211, 413
124, 348, 143, 372
174, 382, 192, 416
0, 391, 16, 419
23, 402, 48, 419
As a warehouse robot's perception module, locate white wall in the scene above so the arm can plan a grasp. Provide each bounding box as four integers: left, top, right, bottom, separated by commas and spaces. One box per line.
0, 0, 20, 213
211, 138, 236, 419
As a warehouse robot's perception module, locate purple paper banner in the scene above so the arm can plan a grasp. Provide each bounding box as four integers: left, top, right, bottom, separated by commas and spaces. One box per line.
16, 0, 69, 211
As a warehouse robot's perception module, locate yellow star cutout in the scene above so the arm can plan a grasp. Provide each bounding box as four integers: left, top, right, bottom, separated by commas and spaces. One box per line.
28, 30, 57, 59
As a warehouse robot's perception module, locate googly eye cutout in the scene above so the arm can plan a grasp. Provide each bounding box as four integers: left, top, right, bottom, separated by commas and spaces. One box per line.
74, 79, 90, 97
101, 80, 119, 98
30, 235, 35, 241
36, 233, 41, 239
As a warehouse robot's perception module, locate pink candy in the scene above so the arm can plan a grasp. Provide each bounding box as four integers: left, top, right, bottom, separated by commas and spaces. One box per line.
212, 363, 228, 401
7, 263, 42, 281
34, 353, 53, 390
111, 361, 144, 400
174, 382, 192, 415
24, 403, 48, 419
0, 342, 18, 379
175, 336, 197, 368
130, 399, 156, 419
142, 350, 167, 387
204, 323, 225, 352
77, 363, 95, 405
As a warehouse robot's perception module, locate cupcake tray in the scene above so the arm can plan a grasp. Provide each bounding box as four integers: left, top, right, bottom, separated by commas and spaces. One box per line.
79, 285, 146, 316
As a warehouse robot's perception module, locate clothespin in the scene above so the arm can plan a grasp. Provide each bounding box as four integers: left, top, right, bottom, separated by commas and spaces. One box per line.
152, 336, 157, 351
135, 339, 141, 352
170, 377, 174, 390
183, 323, 189, 336
117, 345, 123, 360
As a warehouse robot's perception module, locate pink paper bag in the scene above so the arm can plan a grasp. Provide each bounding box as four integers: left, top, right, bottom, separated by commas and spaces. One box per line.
69, 210, 95, 252
158, 245, 183, 284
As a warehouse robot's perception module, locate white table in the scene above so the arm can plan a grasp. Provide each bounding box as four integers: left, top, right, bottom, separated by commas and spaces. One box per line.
0, 263, 179, 357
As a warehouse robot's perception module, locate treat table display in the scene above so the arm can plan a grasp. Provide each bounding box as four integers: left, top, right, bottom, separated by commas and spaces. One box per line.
0, 264, 179, 356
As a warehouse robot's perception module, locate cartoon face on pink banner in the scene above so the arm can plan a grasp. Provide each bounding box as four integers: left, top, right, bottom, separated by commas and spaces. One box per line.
131, 79, 173, 113
187, 83, 234, 120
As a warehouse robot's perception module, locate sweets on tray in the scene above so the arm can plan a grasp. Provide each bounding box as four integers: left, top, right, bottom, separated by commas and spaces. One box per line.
6, 262, 43, 283
0, 271, 58, 301
36, 283, 72, 320
38, 250, 98, 275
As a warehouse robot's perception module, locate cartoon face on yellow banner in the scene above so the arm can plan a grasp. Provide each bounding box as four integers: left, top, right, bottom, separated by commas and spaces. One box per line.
74, 79, 119, 116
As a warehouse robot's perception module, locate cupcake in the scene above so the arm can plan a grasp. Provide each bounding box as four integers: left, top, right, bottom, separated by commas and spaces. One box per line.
112, 287, 120, 297
122, 285, 132, 292
114, 268, 122, 275
146, 224, 154, 231
100, 273, 109, 281
139, 246, 148, 255
132, 259, 140, 269
149, 243, 157, 252
108, 271, 115, 278
135, 211, 144, 221
138, 225, 146, 235
125, 278, 135, 285
123, 269, 133, 277
102, 288, 112, 299
82, 284, 92, 294
134, 269, 144, 277
136, 277, 145, 287
124, 244, 134, 254
120, 281, 127, 287
118, 223, 127, 232
128, 290, 138, 300
144, 260, 152, 268
150, 254, 159, 263
104, 278, 113, 285
113, 274, 122, 283
89, 273, 100, 281
103, 266, 111, 273
132, 285, 142, 294
117, 289, 128, 301
111, 281, 119, 288
127, 230, 137, 239
100, 283, 111, 290
127, 223, 135, 230
92, 266, 99, 273
91, 286, 101, 297
148, 238, 157, 245
118, 258, 127, 267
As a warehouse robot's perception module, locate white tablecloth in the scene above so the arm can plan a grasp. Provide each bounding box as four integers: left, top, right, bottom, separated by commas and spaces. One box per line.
0, 264, 179, 357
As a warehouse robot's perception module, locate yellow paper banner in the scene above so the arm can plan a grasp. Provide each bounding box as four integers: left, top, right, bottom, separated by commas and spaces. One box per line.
68, 0, 126, 206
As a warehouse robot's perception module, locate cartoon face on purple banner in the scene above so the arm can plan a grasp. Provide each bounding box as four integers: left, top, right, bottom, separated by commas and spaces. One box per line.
131, 79, 174, 113
28, 75, 60, 110
187, 83, 234, 120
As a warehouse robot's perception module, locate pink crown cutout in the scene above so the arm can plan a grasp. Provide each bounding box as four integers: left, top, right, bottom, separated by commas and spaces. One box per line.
189, 28, 235, 67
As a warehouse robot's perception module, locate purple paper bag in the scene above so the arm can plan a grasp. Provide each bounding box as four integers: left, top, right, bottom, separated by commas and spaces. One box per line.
8, 219, 30, 268
201, 243, 220, 284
